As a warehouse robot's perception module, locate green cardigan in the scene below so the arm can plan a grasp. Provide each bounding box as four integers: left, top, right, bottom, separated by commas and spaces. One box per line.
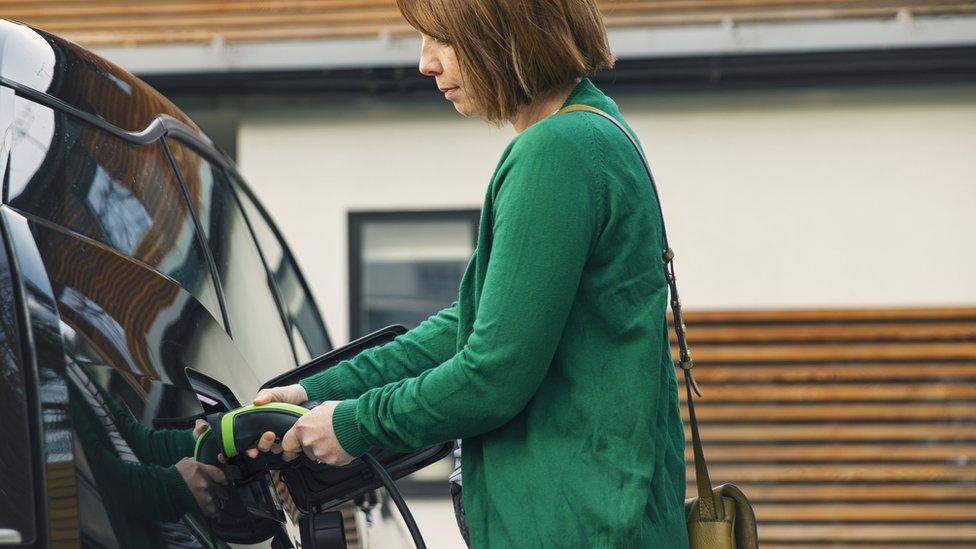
301, 77, 689, 548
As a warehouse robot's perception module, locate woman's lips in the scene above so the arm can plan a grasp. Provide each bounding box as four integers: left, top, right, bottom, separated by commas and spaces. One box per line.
443, 87, 459, 99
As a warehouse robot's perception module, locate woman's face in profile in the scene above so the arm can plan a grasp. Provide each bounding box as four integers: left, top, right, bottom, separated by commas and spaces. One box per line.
419, 33, 480, 118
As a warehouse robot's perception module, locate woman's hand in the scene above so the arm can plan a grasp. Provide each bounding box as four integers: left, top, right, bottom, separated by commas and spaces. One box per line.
281, 401, 354, 466
243, 401, 354, 466
175, 457, 229, 516
243, 387, 353, 466
253, 383, 308, 406
240, 384, 310, 460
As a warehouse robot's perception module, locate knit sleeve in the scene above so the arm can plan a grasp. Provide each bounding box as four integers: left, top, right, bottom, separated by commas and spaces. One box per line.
300, 301, 461, 401
329, 119, 603, 455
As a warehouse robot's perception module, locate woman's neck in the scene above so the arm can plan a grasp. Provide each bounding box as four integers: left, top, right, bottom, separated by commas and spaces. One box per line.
510, 78, 581, 133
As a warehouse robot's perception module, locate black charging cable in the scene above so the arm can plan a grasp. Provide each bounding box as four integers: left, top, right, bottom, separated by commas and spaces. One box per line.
360, 453, 427, 549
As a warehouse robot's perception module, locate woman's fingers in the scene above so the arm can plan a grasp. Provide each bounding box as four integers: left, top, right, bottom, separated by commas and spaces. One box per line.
193, 419, 209, 440
245, 431, 279, 458
257, 431, 276, 451
252, 388, 277, 405
252, 384, 308, 406
281, 427, 302, 462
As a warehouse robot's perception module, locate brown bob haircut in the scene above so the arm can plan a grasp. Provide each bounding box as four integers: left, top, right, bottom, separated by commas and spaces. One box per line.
396, 0, 616, 125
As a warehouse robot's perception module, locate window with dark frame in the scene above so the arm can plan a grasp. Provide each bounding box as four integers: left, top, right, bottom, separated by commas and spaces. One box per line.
348, 210, 479, 495
349, 210, 480, 338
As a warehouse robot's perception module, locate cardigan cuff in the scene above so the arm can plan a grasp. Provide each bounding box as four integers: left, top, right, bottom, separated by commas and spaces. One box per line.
299, 368, 346, 402
332, 399, 373, 458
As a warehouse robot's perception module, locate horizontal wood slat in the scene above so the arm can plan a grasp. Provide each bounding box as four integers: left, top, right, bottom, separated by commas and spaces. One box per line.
689, 463, 976, 481
762, 545, 976, 549
687, 422, 976, 441
684, 401, 976, 421
678, 363, 976, 382
752, 502, 976, 521
686, 482, 976, 501
672, 322, 976, 343
685, 443, 976, 461
674, 306, 975, 546
675, 306, 976, 323
759, 523, 976, 542
675, 342, 976, 362
676, 382, 976, 400
7, 1, 975, 46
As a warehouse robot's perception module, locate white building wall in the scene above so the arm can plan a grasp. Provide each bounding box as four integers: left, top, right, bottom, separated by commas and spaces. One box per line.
239, 83, 976, 345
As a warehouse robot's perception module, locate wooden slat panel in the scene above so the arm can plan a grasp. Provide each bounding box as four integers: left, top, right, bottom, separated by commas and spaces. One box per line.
673, 322, 976, 343
689, 463, 976, 481
758, 523, 976, 542
685, 443, 976, 461
15, 1, 965, 31
687, 482, 976, 501
675, 342, 976, 362
688, 423, 976, 441
678, 363, 976, 382
685, 401, 976, 421
762, 545, 975, 549
9, 1, 976, 46
5, 0, 965, 20
675, 306, 976, 323
676, 382, 976, 401
752, 502, 976, 521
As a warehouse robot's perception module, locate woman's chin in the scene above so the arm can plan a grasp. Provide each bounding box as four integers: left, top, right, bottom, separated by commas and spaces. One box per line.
454, 103, 479, 118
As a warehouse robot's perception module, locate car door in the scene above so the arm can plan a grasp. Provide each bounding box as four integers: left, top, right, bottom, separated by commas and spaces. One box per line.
0, 193, 37, 547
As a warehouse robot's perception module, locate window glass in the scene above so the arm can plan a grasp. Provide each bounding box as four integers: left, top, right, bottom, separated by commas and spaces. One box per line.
5, 96, 222, 326
234, 181, 331, 360
351, 214, 477, 337
0, 225, 35, 542
166, 140, 296, 377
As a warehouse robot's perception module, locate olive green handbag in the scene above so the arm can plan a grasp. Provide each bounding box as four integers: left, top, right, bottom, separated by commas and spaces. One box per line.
559, 104, 760, 549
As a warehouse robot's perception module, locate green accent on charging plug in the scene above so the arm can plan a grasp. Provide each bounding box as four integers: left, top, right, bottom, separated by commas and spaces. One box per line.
219, 402, 309, 459
193, 424, 211, 461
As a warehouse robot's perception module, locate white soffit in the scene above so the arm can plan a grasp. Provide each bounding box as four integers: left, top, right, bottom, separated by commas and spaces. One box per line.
94, 14, 976, 76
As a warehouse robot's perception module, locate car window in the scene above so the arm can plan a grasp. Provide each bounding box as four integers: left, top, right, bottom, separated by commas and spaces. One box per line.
4, 96, 223, 327
0, 225, 35, 543
233, 180, 331, 361
166, 139, 297, 377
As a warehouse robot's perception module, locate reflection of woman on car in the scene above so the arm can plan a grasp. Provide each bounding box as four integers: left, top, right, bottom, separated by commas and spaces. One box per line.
65, 360, 227, 547
248, 0, 689, 547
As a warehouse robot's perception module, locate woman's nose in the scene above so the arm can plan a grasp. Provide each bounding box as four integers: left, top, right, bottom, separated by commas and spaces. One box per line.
419, 39, 441, 76
419, 54, 441, 76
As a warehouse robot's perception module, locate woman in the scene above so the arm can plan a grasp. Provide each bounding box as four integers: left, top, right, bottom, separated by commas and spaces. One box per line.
247, 0, 689, 546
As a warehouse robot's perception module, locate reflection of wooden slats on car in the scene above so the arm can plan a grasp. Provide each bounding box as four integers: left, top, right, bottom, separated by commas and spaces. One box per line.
46, 460, 80, 545
7, 0, 976, 46
672, 306, 976, 547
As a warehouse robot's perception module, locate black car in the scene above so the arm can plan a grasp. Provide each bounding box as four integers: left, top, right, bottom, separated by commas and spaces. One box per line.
0, 19, 448, 548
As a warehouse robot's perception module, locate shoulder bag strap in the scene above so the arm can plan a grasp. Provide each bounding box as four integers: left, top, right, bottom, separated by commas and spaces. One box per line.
557, 103, 721, 521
